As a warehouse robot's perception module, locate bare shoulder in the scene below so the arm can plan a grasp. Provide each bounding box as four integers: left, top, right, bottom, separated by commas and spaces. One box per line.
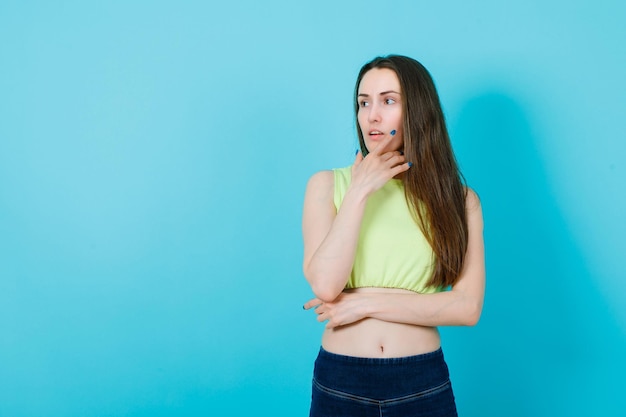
307, 170, 334, 185
464, 187, 482, 212
464, 187, 484, 234
305, 170, 334, 200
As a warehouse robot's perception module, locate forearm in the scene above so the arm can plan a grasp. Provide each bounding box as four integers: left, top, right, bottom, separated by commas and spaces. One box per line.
364, 290, 482, 327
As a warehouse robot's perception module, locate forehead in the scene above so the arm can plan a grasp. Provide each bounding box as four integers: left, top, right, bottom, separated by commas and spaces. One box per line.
358, 68, 401, 93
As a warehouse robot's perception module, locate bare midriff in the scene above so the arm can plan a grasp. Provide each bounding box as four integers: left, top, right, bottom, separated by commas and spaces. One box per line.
321, 287, 441, 358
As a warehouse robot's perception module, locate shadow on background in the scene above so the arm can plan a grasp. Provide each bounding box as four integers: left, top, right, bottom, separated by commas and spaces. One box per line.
443, 92, 626, 417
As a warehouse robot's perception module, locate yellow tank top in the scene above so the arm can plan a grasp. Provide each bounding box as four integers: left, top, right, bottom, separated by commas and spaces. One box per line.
333, 166, 442, 294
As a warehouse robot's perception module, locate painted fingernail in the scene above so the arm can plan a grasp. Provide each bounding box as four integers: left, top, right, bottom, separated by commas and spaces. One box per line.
390, 130, 396, 135
408, 162, 413, 167
355, 149, 359, 155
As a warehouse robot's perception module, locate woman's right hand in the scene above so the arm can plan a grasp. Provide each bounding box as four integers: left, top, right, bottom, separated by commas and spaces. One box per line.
351, 134, 411, 197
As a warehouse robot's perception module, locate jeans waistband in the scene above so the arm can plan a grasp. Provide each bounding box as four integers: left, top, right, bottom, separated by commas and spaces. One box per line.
313, 346, 451, 400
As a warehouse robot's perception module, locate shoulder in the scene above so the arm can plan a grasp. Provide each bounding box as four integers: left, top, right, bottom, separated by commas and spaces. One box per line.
306, 170, 334, 189
464, 187, 484, 230
464, 187, 481, 212
303, 171, 336, 218
304, 170, 335, 202
306, 166, 351, 189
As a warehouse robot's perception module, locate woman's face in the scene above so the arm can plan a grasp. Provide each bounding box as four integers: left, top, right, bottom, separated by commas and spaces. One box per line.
357, 68, 404, 153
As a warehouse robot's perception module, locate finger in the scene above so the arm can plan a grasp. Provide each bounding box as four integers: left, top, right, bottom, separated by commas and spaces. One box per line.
381, 151, 405, 163
353, 149, 363, 166
303, 298, 322, 310
369, 136, 393, 156
369, 129, 398, 156
317, 312, 327, 322
390, 161, 412, 177
351, 150, 364, 178
326, 319, 338, 329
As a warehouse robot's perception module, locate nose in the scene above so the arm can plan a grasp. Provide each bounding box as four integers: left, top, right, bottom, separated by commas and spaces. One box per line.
367, 103, 381, 123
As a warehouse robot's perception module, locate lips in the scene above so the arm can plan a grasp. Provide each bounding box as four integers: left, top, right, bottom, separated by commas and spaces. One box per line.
368, 130, 386, 140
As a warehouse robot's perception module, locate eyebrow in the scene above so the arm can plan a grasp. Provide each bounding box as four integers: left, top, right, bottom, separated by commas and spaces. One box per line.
358, 90, 401, 97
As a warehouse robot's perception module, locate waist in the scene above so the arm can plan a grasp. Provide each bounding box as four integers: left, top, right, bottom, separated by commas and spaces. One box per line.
322, 288, 441, 358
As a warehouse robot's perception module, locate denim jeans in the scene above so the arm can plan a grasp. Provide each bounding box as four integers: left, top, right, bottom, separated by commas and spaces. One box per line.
309, 347, 458, 417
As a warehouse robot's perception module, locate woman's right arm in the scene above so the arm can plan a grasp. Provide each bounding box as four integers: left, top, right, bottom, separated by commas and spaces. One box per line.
302, 136, 410, 302
302, 169, 368, 302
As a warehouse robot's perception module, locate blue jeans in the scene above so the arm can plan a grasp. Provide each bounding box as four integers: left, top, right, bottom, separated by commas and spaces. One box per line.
309, 347, 458, 417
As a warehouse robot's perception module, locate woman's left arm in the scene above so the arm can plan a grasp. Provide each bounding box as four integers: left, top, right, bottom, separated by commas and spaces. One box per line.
304, 189, 485, 328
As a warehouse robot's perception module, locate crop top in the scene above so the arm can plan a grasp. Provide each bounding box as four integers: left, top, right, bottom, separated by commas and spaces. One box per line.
333, 166, 443, 294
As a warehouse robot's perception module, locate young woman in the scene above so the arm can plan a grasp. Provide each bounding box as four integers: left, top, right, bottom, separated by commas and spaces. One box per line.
302, 55, 485, 416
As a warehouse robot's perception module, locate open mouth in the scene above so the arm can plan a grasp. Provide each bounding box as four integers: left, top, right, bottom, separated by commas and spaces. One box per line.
368, 130, 387, 141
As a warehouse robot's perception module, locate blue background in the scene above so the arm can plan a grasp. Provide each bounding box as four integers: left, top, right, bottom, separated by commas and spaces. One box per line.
1, 1, 625, 416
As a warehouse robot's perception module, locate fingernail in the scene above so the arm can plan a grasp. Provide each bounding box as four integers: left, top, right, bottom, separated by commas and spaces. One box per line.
355, 149, 359, 155
408, 162, 413, 167
390, 130, 396, 135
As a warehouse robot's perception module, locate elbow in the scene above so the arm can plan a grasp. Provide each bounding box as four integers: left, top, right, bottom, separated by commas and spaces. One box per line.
310, 282, 343, 303
461, 300, 483, 326
463, 312, 481, 327
303, 266, 345, 303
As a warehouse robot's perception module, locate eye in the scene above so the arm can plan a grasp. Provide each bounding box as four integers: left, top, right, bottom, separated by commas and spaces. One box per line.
385, 98, 396, 105
359, 100, 369, 108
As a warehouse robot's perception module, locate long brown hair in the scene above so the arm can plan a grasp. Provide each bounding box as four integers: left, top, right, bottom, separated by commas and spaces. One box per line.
354, 55, 468, 288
